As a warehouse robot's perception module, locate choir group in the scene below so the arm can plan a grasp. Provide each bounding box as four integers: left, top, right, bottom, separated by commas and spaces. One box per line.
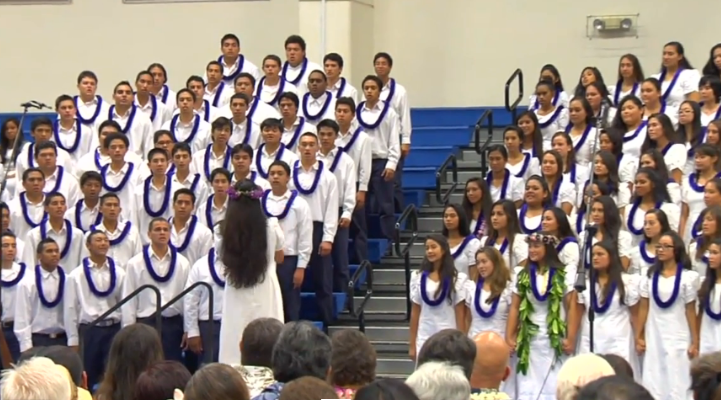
408, 41, 721, 400
0, 33, 409, 389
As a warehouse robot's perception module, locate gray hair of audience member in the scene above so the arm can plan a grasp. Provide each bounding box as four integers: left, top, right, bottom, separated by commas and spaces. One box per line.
691, 351, 721, 400
416, 329, 476, 379
0, 357, 72, 400
271, 321, 332, 383
241, 318, 284, 368
405, 361, 470, 400
556, 353, 616, 400
577, 375, 653, 400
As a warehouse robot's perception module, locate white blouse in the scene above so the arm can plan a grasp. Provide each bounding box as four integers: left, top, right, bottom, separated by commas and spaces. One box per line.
450, 237, 482, 275
688, 241, 709, 278
535, 106, 569, 150
651, 69, 701, 108
480, 233, 528, 270
506, 153, 540, 181
624, 201, 680, 246
410, 271, 467, 354
464, 281, 512, 338
622, 123, 648, 160
487, 171, 525, 204
569, 126, 599, 167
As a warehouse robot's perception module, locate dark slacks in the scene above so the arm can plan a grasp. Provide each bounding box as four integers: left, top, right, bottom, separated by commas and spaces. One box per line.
276, 255, 301, 322
369, 158, 396, 241
307, 221, 333, 325
138, 315, 184, 362
0, 323, 20, 368
198, 319, 221, 364
80, 322, 120, 388
393, 151, 406, 213
332, 207, 350, 292
31, 332, 67, 347
350, 203, 368, 263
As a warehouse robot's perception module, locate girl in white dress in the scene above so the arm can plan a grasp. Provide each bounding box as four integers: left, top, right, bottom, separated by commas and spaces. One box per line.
514, 111, 544, 160
629, 209, 672, 276
585, 81, 616, 129
485, 145, 524, 206
464, 246, 512, 337
540, 150, 576, 215
678, 100, 704, 175
442, 204, 482, 276
625, 168, 679, 246
688, 206, 721, 277
610, 54, 644, 107
506, 232, 576, 400
697, 238, 721, 353
569, 240, 642, 380
610, 95, 647, 160
529, 64, 570, 111
637, 231, 700, 400
686, 178, 721, 241
481, 199, 528, 270
541, 207, 580, 270
642, 113, 687, 184
573, 66, 608, 99
504, 126, 540, 180
705, 120, 721, 157
409, 234, 467, 360
598, 128, 637, 188
639, 149, 682, 205
589, 150, 631, 212
641, 78, 679, 127
680, 144, 721, 241
518, 176, 551, 234
534, 80, 569, 150
565, 97, 598, 167
217, 180, 285, 363
698, 76, 721, 127
579, 196, 632, 271
702, 44, 721, 79
652, 41, 701, 107
573, 181, 612, 236
462, 177, 493, 238
0, 118, 21, 200
552, 131, 589, 207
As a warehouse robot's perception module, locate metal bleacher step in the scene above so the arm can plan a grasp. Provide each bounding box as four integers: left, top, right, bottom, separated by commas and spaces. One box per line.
376, 353, 416, 376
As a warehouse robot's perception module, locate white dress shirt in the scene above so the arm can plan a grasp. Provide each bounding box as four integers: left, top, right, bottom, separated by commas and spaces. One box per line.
231, 170, 271, 191
300, 92, 336, 124
289, 161, 339, 242
22, 219, 84, 272
181, 100, 221, 124
135, 95, 173, 132
155, 85, 177, 111
169, 216, 214, 266
15, 142, 76, 184
17, 166, 81, 205
159, 115, 212, 155
215, 55, 261, 84
83, 220, 143, 268
317, 148, 356, 220
196, 194, 228, 229
168, 171, 210, 208
64, 257, 126, 346
281, 59, 322, 95
183, 249, 225, 337
75, 95, 110, 127
262, 190, 313, 269
252, 144, 299, 179
380, 79, 412, 144
133, 177, 184, 244
244, 97, 281, 123
94, 106, 152, 158
281, 117, 317, 153
100, 162, 145, 222
229, 118, 262, 149
204, 83, 234, 109
356, 101, 401, 170
52, 119, 94, 162
191, 145, 234, 182
65, 198, 102, 233
336, 127, 372, 191
76, 148, 144, 177
257, 78, 297, 109
14, 266, 68, 351
121, 246, 191, 325
9, 193, 46, 238
329, 78, 359, 103
1, 262, 28, 323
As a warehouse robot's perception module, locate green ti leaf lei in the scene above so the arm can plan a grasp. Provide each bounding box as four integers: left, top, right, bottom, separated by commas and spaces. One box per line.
515, 266, 567, 375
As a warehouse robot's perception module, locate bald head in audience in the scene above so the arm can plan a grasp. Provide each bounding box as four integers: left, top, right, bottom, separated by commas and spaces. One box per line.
470, 332, 511, 391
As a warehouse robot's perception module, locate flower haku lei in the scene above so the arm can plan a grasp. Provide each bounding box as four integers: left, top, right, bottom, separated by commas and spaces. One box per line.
227, 187, 264, 200
525, 232, 559, 247
471, 390, 510, 400
515, 266, 566, 375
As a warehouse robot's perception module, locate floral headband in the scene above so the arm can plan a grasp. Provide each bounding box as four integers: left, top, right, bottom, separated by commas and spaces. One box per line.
525, 232, 559, 247
227, 187, 264, 200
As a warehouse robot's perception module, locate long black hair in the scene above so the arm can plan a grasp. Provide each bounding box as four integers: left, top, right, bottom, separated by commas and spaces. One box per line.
591, 240, 627, 305
419, 234, 458, 303
0, 117, 23, 164
220, 179, 269, 288
632, 167, 672, 204
698, 238, 721, 307
593, 196, 622, 242
461, 177, 492, 232
646, 230, 692, 278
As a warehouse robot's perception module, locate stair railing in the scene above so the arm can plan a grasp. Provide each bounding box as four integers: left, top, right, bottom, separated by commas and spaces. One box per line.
434, 154, 458, 206
346, 259, 373, 332
157, 282, 214, 364
505, 68, 524, 123
394, 204, 419, 320
80, 284, 162, 362
474, 110, 494, 178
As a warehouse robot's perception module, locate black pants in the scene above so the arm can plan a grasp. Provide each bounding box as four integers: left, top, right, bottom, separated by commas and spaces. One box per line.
393, 152, 406, 213
80, 322, 120, 388
369, 158, 396, 241
276, 255, 300, 322
138, 315, 184, 362
198, 320, 221, 364
332, 207, 350, 292
307, 221, 333, 325
0, 323, 20, 368
350, 203, 368, 263
32, 332, 67, 347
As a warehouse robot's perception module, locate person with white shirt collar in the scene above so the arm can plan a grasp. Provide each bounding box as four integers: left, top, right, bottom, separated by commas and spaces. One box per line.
14, 237, 69, 352
334, 97, 372, 263
1, 231, 27, 364
9, 168, 46, 238
133, 148, 184, 244
282, 35, 322, 95
254, 118, 299, 180
169, 143, 209, 206
76, 120, 144, 176
373, 52, 412, 214
301, 70, 336, 124
96, 81, 152, 159
192, 117, 233, 183
214, 33, 261, 85
357, 75, 401, 254
29, 141, 81, 206
279, 92, 317, 153
204, 61, 234, 109
196, 168, 231, 230
257, 54, 298, 110
74, 70, 110, 128
134, 70, 173, 132
122, 218, 191, 362
324, 53, 359, 103
227, 93, 262, 148
64, 230, 125, 388
231, 143, 271, 191
316, 119, 357, 292
290, 132, 338, 328
169, 188, 213, 267
99, 133, 146, 222
263, 160, 312, 322
1, 203, 25, 259
153, 130, 176, 173
52, 95, 94, 163
65, 171, 102, 233
21, 192, 84, 272
148, 63, 177, 111
160, 89, 212, 155
85, 193, 142, 267
226, 72, 281, 123
16, 117, 76, 183
185, 75, 220, 124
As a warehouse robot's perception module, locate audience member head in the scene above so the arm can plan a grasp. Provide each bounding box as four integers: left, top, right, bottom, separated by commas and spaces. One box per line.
417, 329, 476, 379
600, 354, 634, 380
133, 361, 191, 400
37, 345, 86, 389
184, 363, 250, 400
96, 323, 164, 400
406, 361, 471, 400
691, 351, 721, 400
470, 332, 510, 390
240, 317, 284, 368
576, 375, 653, 400
556, 353, 615, 400
0, 357, 72, 400
277, 376, 337, 400
354, 379, 420, 400
272, 321, 332, 383
330, 329, 377, 389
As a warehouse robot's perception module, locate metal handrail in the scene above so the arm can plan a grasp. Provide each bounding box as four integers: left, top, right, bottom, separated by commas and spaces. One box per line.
474, 110, 494, 178
346, 259, 373, 332
505, 68, 524, 122
435, 154, 458, 205
394, 204, 419, 319
158, 281, 214, 364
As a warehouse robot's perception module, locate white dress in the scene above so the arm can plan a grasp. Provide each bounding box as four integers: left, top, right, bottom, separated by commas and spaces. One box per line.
687, 242, 708, 277
535, 106, 569, 151
487, 170, 525, 203
480, 233, 528, 271
450, 236, 481, 275
681, 174, 709, 243
624, 201, 679, 246
700, 281, 721, 354
507, 153, 540, 181
640, 269, 699, 400
217, 217, 285, 364
569, 126, 598, 167
651, 69, 701, 108
622, 123, 648, 160
629, 242, 655, 276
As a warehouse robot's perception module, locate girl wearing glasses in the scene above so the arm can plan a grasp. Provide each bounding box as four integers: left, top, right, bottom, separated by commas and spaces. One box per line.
630, 209, 672, 276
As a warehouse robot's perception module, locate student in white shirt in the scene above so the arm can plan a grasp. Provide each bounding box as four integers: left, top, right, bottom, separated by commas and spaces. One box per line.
227, 93, 262, 148
231, 143, 271, 191
316, 119, 357, 291
76, 120, 144, 177
264, 160, 313, 321
225, 72, 281, 123
641, 113, 687, 184
185, 75, 220, 123
169, 188, 213, 266
1, 231, 26, 363
196, 168, 230, 229
257, 54, 297, 109
0, 203, 25, 259
215, 33, 261, 85
9, 168, 46, 238
290, 132, 338, 327
278, 92, 316, 153
282, 35, 321, 94
254, 118, 299, 179
75, 70, 110, 127
651, 41, 701, 107
161, 89, 212, 154
302, 71, 336, 124
148, 62, 177, 111
485, 145, 525, 206
65, 171, 102, 233
16, 117, 76, 184
97, 81, 152, 158
64, 230, 125, 388
53, 94, 94, 162
122, 218, 191, 362
22, 192, 84, 271
32, 141, 81, 205
134, 70, 172, 132
204, 61, 233, 109
192, 117, 233, 182
153, 129, 175, 169
324, 53, 359, 103
14, 237, 68, 351
169, 143, 209, 206
86, 193, 142, 268
100, 133, 146, 222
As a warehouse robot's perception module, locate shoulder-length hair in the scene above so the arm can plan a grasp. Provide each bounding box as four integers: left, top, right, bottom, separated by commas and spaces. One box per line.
676, 100, 703, 150
695, 206, 721, 260
461, 177, 492, 231
513, 112, 544, 161
484, 199, 522, 249
591, 240, 626, 305
632, 168, 672, 203
525, 231, 564, 271
646, 231, 693, 277
474, 247, 511, 303
442, 203, 471, 237
420, 234, 458, 303
593, 196, 622, 242
593, 150, 622, 196
543, 207, 575, 240
641, 113, 684, 154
